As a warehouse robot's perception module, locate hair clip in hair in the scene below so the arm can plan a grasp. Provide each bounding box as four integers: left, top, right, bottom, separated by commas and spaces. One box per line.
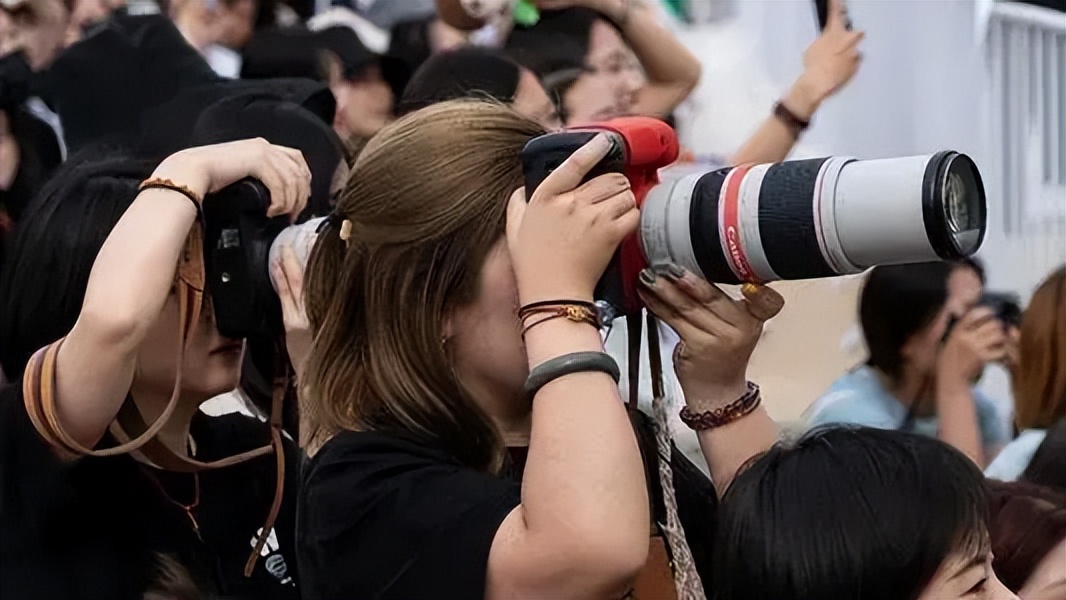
338, 219, 353, 247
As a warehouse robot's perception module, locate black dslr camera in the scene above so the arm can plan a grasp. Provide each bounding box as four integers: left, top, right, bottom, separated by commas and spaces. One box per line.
943, 291, 1023, 341
201, 180, 290, 340
978, 292, 1023, 329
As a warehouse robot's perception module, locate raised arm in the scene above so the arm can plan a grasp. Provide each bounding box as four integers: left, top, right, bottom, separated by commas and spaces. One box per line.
639, 270, 785, 496
486, 134, 649, 599
731, 0, 863, 165
52, 139, 310, 451
537, 0, 701, 118
935, 306, 1008, 467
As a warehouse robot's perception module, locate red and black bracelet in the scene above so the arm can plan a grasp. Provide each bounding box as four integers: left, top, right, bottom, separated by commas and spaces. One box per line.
679, 382, 762, 431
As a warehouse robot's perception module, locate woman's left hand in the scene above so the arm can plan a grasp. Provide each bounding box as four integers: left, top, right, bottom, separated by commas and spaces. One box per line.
272, 244, 312, 381
788, 0, 864, 119
637, 264, 784, 410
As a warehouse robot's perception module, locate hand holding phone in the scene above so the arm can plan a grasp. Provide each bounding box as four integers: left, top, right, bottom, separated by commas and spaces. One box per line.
814, 0, 852, 31
796, 0, 863, 110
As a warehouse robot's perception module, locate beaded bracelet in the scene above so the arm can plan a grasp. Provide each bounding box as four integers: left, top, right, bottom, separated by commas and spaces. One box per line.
139, 177, 203, 212
679, 382, 762, 431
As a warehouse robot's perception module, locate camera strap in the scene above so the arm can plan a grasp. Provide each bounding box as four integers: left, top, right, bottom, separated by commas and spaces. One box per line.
622, 313, 705, 600
22, 223, 287, 575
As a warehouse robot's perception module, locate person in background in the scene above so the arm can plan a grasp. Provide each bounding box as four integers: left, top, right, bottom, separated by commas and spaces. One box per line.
986, 480, 1066, 600
398, 46, 560, 129
240, 25, 406, 143
986, 266, 1066, 486
0, 0, 69, 273
808, 262, 1010, 466
170, 0, 270, 77
507, 0, 861, 167
507, 0, 700, 124
711, 426, 1018, 600
387, 10, 469, 78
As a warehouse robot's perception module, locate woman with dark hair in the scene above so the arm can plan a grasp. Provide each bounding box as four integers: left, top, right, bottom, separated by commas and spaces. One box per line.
986, 480, 1066, 599
507, 0, 862, 166
295, 100, 785, 599
399, 46, 560, 128
986, 266, 1066, 487
506, 1, 699, 124
712, 426, 1018, 600
0, 139, 310, 599
808, 262, 1011, 466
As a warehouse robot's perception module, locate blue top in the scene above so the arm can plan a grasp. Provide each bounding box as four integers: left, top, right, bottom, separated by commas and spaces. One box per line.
808, 366, 1010, 447
984, 429, 1048, 481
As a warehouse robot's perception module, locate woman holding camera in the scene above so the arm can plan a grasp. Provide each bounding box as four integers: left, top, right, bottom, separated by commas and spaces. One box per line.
808, 262, 1011, 466
0, 139, 310, 599
296, 100, 783, 599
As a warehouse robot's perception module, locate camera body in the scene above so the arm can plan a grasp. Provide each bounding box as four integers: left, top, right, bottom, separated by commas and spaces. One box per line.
201, 179, 289, 340
521, 116, 680, 317
979, 292, 1023, 329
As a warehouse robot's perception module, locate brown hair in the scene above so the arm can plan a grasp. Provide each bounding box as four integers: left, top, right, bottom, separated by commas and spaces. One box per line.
302, 100, 546, 469
1014, 265, 1066, 431
986, 479, 1066, 592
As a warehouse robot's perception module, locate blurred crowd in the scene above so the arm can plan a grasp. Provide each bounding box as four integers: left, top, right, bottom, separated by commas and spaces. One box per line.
0, 0, 1062, 599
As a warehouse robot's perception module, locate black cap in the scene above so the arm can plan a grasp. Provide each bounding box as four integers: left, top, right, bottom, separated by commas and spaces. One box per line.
241, 25, 409, 99
33, 14, 335, 156
316, 26, 410, 97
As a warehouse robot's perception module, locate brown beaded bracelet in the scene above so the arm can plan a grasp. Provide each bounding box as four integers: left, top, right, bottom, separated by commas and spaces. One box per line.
679, 382, 762, 431
139, 177, 203, 212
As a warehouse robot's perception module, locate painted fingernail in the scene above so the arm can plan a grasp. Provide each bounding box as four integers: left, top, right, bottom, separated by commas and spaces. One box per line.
639, 268, 657, 287
652, 263, 685, 282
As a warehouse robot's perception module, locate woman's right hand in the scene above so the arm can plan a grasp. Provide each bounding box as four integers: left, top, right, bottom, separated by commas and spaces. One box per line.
938, 307, 1007, 384
150, 138, 312, 221
506, 134, 638, 304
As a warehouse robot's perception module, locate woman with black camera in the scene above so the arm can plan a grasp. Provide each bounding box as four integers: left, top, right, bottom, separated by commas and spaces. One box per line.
295, 100, 784, 599
808, 261, 1012, 467
0, 139, 310, 599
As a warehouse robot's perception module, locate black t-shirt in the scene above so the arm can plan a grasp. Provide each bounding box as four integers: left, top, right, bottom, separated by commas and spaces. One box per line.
297, 415, 718, 600
297, 431, 521, 600
0, 384, 301, 600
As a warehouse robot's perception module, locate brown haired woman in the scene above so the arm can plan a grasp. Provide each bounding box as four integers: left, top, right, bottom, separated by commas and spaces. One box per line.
986, 266, 1066, 488
293, 100, 783, 599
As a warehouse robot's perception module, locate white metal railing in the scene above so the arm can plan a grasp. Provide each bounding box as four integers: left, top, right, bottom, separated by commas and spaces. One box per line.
984, 1, 1066, 295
